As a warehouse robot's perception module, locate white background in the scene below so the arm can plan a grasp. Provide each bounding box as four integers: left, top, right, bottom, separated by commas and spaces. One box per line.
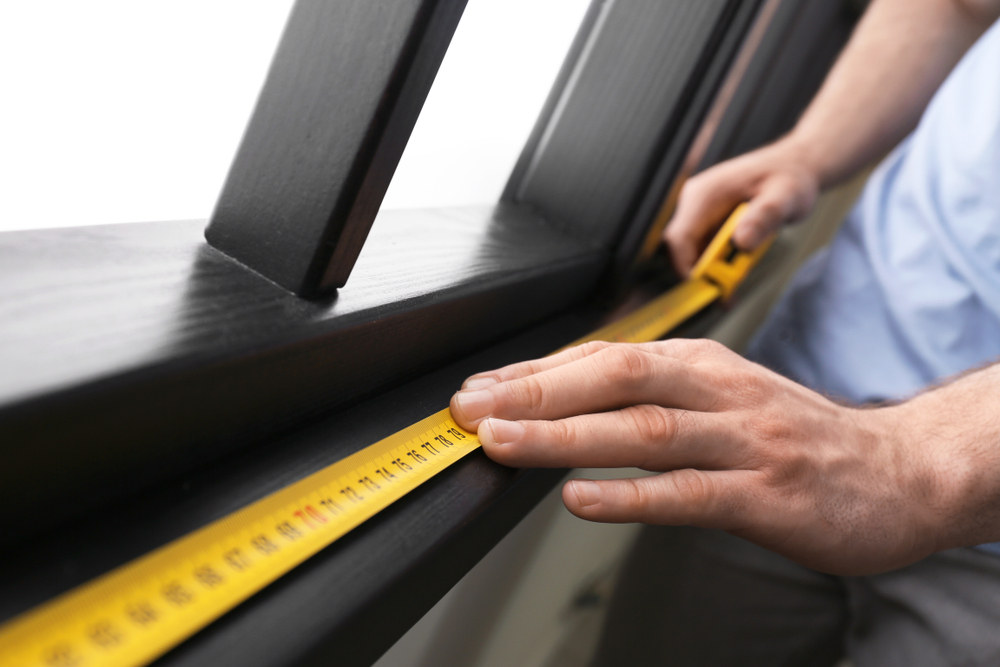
0, 1, 590, 232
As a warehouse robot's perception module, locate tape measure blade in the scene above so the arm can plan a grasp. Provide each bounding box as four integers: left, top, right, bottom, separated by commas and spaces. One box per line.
0, 276, 724, 667
0, 412, 479, 667
570, 278, 720, 346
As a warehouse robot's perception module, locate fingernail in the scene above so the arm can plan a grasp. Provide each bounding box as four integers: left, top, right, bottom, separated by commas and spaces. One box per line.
569, 480, 601, 508
463, 376, 498, 390
452, 389, 495, 422
480, 418, 524, 447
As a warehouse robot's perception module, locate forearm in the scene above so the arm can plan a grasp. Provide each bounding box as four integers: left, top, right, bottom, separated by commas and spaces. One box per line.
784, 0, 1000, 188
887, 361, 1000, 552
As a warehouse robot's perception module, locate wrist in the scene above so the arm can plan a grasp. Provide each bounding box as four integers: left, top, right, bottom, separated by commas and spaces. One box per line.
767, 132, 829, 189
880, 394, 1000, 554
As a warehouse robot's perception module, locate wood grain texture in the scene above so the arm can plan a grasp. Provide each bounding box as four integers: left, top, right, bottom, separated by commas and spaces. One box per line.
206, 0, 468, 296
0, 205, 603, 544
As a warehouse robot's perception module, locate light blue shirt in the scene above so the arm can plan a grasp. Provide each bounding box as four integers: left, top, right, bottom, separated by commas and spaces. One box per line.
747, 22, 1000, 551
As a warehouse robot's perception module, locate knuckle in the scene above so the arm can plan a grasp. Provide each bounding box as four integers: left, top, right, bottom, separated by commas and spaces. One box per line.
663, 338, 727, 361
720, 370, 773, 407
577, 340, 611, 356
624, 406, 679, 471
668, 469, 717, 508
663, 225, 685, 245
761, 446, 808, 485
549, 418, 576, 447
678, 177, 706, 202
685, 169, 732, 198
670, 469, 712, 503
599, 345, 654, 386
754, 199, 786, 224
740, 412, 804, 481
623, 405, 676, 445
505, 377, 547, 414
622, 477, 652, 514
672, 470, 746, 528
750, 408, 790, 437
508, 360, 541, 379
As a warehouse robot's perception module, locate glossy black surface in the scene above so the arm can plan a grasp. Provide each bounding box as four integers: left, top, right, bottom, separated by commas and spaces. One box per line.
505, 0, 741, 250
698, 0, 861, 167
0, 205, 603, 544
0, 1, 861, 664
0, 287, 723, 666
206, 0, 468, 295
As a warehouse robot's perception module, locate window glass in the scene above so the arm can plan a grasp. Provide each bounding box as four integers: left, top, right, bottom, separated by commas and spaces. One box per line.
382, 0, 590, 210
0, 1, 589, 233
0, 1, 292, 232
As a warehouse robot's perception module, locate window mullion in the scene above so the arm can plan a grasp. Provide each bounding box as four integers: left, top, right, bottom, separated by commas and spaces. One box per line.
206, 0, 468, 297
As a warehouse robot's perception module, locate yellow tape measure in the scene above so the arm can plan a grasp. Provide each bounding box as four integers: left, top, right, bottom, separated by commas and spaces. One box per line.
0, 206, 763, 667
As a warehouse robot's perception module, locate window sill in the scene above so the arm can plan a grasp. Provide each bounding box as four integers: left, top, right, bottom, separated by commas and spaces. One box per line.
0, 204, 604, 542
0, 277, 722, 666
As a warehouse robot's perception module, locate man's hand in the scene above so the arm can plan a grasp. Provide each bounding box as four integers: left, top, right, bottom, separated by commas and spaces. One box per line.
449, 339, 996, 576
665, 140, 819, 276
665, 0, 1000, 276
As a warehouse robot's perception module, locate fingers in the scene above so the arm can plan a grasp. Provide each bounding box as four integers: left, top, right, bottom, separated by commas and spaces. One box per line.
450, 344, 724, 429
561, 469, 751, 529
664, 145, 820, 275
731, 170, 818, 250
461, 338, 731, 391
460, 340, 615, 390
665, 168, 746, 276
478, 405, 742, 471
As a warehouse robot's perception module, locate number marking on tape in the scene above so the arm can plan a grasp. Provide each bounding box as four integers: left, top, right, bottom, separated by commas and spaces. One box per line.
0, 206, 760, 666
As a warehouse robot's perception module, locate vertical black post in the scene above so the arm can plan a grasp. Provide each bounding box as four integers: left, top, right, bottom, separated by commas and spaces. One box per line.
206, 0, 468, 297
501, 0, 763, 283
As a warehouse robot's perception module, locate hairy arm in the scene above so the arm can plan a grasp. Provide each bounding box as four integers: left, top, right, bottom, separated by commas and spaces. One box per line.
450, 341, 1000, 575
790, 0, 999, 187
667, 0, 1000, 272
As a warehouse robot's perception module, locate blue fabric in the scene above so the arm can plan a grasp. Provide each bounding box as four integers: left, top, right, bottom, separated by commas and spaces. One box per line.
746, 22, 1000, 555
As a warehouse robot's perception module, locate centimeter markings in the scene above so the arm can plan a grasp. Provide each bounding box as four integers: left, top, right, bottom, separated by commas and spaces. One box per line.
0, 278, 723, 667
0, 411, 482, 667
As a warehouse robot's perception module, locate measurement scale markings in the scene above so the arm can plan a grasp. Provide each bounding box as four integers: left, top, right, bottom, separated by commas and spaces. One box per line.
0, 208, 757, 667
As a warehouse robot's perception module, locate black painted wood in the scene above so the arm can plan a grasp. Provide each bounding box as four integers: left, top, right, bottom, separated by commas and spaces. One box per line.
615, 0, 861, 281
0, 284, 724, 667
503, 0, 745, 254
0, 205, 603, 545
206, 0, 468, 296
0, 3, 844, 663
697, 0, 861, 168
608, 0, 763, 279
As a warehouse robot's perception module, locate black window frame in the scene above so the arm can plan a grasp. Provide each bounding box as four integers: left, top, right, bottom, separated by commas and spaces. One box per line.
0, 1, 862, 664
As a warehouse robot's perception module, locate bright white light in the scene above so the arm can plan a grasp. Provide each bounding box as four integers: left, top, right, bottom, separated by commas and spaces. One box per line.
0, 1, 293, 231
0, 1, 588, 233
383, 0, 590, 210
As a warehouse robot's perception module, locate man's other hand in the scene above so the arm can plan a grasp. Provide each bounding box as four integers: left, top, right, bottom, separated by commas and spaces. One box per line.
666, 140, 819, 276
